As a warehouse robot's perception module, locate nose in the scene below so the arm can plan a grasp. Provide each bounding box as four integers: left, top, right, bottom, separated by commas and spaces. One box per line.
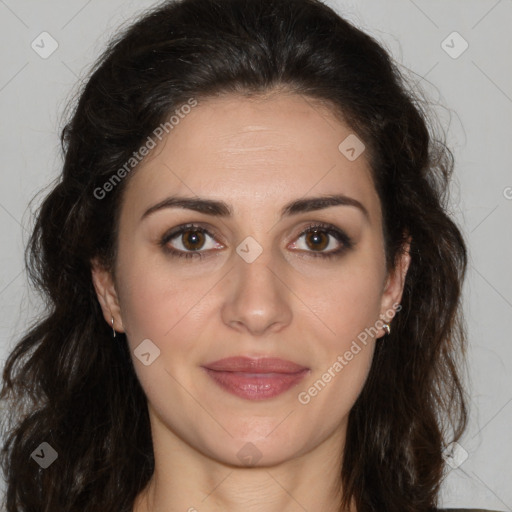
220, 246, 293, 336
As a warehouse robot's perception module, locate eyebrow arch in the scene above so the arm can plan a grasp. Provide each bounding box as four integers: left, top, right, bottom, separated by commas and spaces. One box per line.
140, 193, 370, 222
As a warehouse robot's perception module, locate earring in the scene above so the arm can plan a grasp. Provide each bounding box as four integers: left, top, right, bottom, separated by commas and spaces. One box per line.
111, 316, 116, 338
382, 323, 391, 336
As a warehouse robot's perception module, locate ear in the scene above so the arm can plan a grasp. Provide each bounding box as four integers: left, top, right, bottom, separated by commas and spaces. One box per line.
90, 257, 125, 334
377, 234, 412, 337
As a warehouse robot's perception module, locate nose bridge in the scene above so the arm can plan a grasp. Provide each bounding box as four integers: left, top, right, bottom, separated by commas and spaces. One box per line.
237, 245, 277, 295
220, 238, 292, 335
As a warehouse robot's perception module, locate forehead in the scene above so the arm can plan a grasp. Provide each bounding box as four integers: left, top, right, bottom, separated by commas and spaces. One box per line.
121, 93, 381, 224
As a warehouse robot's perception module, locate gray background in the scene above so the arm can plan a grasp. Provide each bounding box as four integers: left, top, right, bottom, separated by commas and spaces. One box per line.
0, 0, 511, 509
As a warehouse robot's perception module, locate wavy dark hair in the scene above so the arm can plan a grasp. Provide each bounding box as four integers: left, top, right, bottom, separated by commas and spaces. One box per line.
1, 0, 469, 510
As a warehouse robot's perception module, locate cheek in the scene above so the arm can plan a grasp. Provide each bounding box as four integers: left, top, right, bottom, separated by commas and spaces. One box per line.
295, 271, 380, 423
115, 249, 206, 341
114, 254, 209, 402
293, 256, 383, 407
302, 257, 384, 343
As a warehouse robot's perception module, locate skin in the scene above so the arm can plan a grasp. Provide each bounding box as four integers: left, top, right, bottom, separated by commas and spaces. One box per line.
91, 91, 411, 512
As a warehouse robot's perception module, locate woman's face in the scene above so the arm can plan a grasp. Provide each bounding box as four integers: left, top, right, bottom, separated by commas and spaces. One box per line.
92, 92, 410, 468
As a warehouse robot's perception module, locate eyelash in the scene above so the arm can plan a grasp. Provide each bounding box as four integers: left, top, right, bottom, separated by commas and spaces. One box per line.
158, 222, 354, 261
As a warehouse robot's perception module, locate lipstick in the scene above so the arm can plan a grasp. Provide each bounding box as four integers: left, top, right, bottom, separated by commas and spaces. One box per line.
201, 356, 310, 400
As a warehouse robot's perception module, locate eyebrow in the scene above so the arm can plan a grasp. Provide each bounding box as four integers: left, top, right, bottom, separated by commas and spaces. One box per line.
140, 193, 370, 222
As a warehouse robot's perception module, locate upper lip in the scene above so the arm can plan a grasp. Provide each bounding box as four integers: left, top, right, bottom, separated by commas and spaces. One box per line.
202, 356, 309, 373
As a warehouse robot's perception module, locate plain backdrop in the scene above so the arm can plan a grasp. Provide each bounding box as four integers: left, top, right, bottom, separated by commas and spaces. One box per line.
0, 0, 511, 509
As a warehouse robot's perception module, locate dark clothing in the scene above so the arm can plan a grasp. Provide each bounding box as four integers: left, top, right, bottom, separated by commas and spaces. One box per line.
441, 509, 503, 512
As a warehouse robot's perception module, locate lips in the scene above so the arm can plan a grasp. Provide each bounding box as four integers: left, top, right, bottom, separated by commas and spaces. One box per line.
202, 356, 309, 373
201, 356, 310, 400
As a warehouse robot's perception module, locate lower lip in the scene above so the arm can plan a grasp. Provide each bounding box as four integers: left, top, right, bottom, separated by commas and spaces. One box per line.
202, 368, 309, 400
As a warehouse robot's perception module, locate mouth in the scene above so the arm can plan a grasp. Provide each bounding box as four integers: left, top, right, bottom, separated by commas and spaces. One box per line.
201, 356, 310, 400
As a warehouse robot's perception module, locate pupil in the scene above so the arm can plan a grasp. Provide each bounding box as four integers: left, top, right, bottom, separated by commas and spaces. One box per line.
307, 230, 327, 251
184, 230, 204, 250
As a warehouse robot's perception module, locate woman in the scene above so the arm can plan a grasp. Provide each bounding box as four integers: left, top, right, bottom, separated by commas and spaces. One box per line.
0, 0, 499, 511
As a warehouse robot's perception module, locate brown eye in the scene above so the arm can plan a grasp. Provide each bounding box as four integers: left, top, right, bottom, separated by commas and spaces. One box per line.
304, 230, 329, 251
160, 224, 223, 259
288, 222, 354, 259
181, 229, 206, 251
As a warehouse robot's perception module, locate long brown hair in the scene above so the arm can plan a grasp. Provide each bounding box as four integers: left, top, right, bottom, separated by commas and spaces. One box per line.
1, 0, 468, 510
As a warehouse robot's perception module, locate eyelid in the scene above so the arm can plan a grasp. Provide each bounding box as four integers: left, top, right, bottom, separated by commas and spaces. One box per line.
287, 222, 354, 256
161, 222, 226, 246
